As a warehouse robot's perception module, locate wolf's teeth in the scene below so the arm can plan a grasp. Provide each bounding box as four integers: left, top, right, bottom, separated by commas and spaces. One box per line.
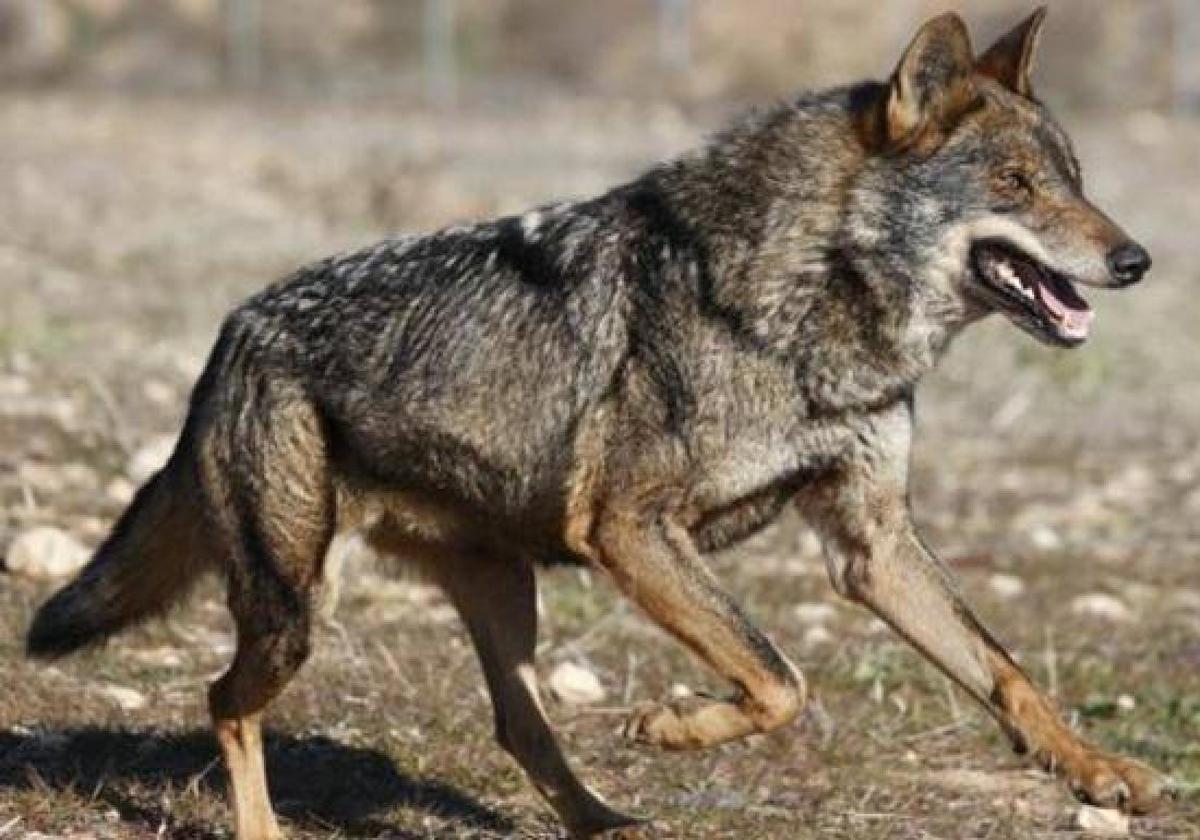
993, 258, 1036, 300
996, 260, 1019, 286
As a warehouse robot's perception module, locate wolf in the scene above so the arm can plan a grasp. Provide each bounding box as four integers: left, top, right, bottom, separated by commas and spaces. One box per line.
26, 8, 1170, 838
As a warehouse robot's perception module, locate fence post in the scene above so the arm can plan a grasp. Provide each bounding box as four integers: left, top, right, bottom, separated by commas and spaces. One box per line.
1173, 0, 1200, 113
657, 0, 690, 74
424, 0, 458, 106
220, 0, 262, 88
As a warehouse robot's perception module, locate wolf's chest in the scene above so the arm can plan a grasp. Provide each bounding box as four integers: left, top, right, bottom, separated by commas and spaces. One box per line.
681, 415, 854, 543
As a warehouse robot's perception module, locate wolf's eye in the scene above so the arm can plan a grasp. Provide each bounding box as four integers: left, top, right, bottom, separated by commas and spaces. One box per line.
999, 169, 1032, 195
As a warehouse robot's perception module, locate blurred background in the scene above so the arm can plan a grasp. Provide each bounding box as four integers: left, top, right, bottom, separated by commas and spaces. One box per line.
2, 0, 1200, 107
1, 3, 1198, 839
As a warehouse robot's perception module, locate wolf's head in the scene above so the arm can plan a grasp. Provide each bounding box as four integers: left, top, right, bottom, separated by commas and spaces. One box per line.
847, 8, 1148, 347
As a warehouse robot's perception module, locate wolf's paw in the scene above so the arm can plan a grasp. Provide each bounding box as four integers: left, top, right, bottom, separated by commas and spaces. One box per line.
622, 693, 786, 751
1059, 751, 1175, 814
622, 700, 691, 750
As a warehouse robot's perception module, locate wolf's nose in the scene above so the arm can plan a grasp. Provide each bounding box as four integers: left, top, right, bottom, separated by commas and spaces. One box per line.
1107, 242, 1151, 286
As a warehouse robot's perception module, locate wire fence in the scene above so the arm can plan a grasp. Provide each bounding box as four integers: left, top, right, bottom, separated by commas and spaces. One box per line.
1, 0, 1197, 111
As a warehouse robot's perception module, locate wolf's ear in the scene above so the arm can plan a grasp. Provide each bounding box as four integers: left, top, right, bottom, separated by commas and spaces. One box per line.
976, 7, 1047, 98
883, 12, 976, 153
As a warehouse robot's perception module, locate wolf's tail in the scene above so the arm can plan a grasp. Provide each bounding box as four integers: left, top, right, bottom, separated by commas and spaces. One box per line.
26, 448, 213, 659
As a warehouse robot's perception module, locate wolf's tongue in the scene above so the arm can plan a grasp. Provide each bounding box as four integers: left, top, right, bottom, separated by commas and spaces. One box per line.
1036, 280, 1094, 337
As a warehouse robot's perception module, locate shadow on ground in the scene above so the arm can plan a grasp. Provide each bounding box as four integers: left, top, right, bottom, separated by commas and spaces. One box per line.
0, 726, 514, 838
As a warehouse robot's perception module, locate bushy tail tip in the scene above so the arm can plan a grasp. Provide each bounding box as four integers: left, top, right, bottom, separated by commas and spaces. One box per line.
25, 459, 209, 660
26, 580, 109, 658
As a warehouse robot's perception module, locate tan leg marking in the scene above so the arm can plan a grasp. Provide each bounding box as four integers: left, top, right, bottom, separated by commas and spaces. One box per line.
805, 463, 1172, 815
988, 649, 1171, 813
213, 713, 281, 840
589, 507, 805, 751
209, 628, 310, 840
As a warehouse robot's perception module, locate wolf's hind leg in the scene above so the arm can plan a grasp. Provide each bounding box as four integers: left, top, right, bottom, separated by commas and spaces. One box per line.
421, 546, 643, 838
581, 505, 805, 752
209, 603, 311, 840
205, 389, 333, 840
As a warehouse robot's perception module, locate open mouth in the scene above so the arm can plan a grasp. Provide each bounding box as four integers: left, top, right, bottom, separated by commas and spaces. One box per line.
969, 239, 1094, 345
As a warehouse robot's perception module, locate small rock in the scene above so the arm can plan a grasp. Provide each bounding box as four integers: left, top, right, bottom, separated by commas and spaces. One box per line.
1070, 593, 1134, 624
75, 516, 108, 540
988, 573, 1026, 599
1103, 464, 1154, 505
4, 526, 89, 579
768, 557, 816, 577
1030, 524, 1062, 551
1076, 804, 1130, 837
796, 529, 823, 557
865, 618, 889, 636
105, 476, 136, 505
1167, 589, 1200, 612
793, 602, 837, 625
669, 683, 693, 699
128, 646, 184, 668
802, 625, 835, 649
171, 351, 205, 380
141, 379, 176, 406
170, 624, 234, 656
427, 604, 459, 624
547, 661, 606, 706
99, 684, 147, 711
126, 435, 176, 483
0, 373, 31, 398
1116, 694, 1136, 713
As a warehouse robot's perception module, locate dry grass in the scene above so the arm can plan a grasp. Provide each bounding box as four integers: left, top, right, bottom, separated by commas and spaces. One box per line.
1, 92, 1198, 838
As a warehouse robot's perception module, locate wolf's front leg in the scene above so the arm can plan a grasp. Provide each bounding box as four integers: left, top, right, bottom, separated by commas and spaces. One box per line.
575, 501, 806, 751
799, 407, 1172, 814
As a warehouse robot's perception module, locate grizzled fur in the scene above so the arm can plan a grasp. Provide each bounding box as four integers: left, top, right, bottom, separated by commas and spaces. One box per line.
28, 9, 1171, 840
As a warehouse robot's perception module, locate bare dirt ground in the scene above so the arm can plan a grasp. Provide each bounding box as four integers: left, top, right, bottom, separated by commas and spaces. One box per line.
1, 92, 1198, 839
